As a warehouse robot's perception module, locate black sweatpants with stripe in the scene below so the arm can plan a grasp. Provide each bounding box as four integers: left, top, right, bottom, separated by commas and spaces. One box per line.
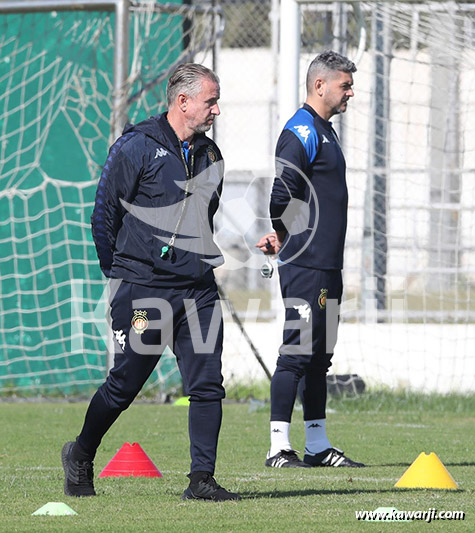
271, 263, 343, 422
76, 279, 225, 475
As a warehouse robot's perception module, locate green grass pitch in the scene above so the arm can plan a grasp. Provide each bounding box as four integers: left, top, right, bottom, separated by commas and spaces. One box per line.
0, 394, 473, 532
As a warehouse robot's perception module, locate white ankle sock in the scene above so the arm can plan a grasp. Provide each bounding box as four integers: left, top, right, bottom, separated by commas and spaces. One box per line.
304, 419, 331, 455
268, 421, 291, 457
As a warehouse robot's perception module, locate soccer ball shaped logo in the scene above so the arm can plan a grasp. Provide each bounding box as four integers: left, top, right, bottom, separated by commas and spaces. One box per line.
121, 157, 319, 271
215, 157, 319, 271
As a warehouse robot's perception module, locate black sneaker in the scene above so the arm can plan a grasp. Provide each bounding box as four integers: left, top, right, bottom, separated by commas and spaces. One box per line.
265, 449, 311, 468
62, 441, 96, 497
304, 447, 365, 467
182, 472, 241, 502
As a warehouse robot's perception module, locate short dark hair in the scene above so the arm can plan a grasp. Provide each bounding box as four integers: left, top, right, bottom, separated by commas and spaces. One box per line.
166, 63, 220, 108
306, 50, 357, 93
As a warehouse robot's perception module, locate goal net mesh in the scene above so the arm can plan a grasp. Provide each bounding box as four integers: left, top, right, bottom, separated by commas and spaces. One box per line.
0, 1, 219, 396
2, 0, 475, 397
210, 0, 475, 395
296, 0, 475, 393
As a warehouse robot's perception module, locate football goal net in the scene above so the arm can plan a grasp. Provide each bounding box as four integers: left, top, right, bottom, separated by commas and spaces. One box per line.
0, 0, 222, 396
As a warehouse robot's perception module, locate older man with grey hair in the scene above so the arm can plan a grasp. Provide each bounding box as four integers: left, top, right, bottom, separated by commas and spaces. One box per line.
61, 63, 241, 502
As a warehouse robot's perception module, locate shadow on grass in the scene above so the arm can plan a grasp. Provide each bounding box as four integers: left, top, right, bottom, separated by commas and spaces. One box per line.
379, 461, 475, 467
240, 488, 407, 499
377, 463, 412, 467
241, 487, 466, 499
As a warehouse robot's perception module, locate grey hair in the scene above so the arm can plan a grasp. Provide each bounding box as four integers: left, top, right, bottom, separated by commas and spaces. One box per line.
306, 50, 357, 93
166, 63, 220, 108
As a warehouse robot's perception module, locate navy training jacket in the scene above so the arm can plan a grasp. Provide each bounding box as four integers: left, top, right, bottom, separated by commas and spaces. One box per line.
91, 113, 224, 288
270, 103, 348, 270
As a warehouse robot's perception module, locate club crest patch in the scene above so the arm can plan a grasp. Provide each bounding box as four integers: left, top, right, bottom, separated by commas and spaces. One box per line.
131, 310, 148, 334
207, 146, 217, 163
318, 288, 328, 309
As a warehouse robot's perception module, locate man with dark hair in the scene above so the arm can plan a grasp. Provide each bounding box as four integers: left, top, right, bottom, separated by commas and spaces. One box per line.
256, 50, 365, 468
62, 63, 241, 501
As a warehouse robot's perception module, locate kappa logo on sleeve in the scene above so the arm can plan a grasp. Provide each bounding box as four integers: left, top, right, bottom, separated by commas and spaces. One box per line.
293, 125, 311, 143
154, 147, 168, 159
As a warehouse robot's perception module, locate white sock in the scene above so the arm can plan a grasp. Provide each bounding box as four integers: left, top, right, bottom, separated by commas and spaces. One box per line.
268, 421, 291, 457
304, 419, 332, 455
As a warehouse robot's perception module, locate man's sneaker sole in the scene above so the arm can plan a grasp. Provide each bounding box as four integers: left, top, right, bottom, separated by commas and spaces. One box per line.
182, 487, 196, 500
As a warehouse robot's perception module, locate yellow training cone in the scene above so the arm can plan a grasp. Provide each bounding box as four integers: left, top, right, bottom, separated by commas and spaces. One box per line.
395, 452, 458, 490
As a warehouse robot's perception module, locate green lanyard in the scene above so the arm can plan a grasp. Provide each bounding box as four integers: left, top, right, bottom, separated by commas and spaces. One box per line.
160, 140, 194, 259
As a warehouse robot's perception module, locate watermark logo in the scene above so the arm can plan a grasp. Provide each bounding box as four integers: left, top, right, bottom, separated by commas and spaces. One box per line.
69, 277, 408, 358
120, 160, 224, 263
119, 157, 319, 271
356, 507, 465, 523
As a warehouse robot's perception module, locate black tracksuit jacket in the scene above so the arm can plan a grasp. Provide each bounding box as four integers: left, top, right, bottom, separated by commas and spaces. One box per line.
91, 113, 223, 287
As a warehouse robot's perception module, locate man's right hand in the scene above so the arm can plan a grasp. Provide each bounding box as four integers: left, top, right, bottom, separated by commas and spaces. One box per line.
254, 231, 285, 256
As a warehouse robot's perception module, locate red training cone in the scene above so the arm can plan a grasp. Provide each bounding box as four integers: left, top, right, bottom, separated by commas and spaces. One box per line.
99, 442, 163, 478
